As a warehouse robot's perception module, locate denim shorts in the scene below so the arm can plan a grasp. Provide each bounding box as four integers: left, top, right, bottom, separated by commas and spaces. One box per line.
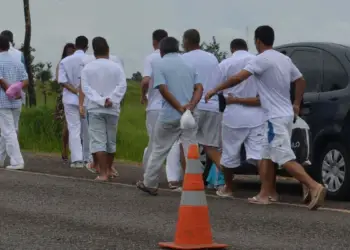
87, 112, 119, 154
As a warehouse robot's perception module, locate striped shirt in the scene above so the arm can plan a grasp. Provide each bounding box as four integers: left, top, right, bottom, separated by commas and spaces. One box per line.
0, 51, 28, 109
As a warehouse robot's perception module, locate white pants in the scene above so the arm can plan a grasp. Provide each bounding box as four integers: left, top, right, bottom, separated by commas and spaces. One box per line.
64, 104, 90, 163
143, 110, 182, 182
0, 108, 24, 166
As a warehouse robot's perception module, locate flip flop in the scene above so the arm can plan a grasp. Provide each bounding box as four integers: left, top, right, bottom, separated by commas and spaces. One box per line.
136, 181, 158, 196
302, 185, 311, 204
248, 196, 271, 205
308, 185, 327, 210
94, 176, 109, 182
216, 189, 233, 198
268, 195, 279, 202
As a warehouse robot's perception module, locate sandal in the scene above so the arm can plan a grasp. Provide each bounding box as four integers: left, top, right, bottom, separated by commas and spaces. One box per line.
302, 185, 311, 204
308, 185, 327, 210
268, 195, 279, 202
248, 196, 271, 205
136, 181, 158, 196
216, 188, 233, 198
168, 181, 181, 190
94, 176, 109, 182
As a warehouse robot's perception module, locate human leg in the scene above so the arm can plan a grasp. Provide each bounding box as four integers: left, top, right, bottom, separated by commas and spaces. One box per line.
106, 114, 119, 178
0, 109, 24, 169
64, 104, 83, 167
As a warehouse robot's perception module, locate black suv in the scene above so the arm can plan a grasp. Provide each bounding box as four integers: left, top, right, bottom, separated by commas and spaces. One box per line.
202, 42, 350, 200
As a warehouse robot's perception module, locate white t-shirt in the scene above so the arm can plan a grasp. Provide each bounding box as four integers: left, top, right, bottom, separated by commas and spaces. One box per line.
143, 49, 163, 111
81, 58, 127, 115
181, 49, 220, 112
82, 54, 124, 69
58, 50, 86, 105
219, 50, 266, 128
244, 49, 302, 119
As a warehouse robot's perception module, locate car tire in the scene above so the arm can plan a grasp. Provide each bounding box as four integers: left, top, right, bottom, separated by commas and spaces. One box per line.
313, 142, 350, 200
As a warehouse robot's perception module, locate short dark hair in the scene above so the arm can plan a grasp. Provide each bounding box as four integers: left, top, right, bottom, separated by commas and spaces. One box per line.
254, 25, 274, 46
152, 29, 168, 43
92, 37, 109, 56
230, 39, 248, 51
183, 29, 200, 45
159, 37, 179, 55
1, 30, 13, 44
0, 35, 10, 51
75, 36, 89, 49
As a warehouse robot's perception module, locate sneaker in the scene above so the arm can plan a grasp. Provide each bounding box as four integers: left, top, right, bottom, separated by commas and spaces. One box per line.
216, 186, 233, 198
6, 164, 24, 170
70, 162, 84, 168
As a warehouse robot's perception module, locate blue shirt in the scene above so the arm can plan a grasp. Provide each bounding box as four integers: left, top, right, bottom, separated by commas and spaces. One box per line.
0, 51, 28, 109
153, 53, 199, 122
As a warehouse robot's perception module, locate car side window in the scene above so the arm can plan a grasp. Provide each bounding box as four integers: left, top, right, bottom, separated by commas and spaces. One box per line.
322, 51, 348, 92
290, 50, 322, 93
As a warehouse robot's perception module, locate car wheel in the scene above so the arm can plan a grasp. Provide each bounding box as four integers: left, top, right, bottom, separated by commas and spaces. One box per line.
314, 142, 350, 200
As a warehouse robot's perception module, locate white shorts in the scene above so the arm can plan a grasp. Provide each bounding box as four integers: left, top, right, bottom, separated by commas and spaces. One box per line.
261, 116, 296, 166
220, 124, 264, 168
195, 110, 222, 148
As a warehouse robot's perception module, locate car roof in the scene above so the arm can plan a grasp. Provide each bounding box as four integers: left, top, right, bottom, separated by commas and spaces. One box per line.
275, 42, 350, 51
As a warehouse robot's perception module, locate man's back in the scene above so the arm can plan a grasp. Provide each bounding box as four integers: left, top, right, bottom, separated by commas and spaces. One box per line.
219, 50, 265, 128
0, 52, 27, 108
59, 50, 86, 105
244, 49, 302, 119
144, 50, 163, 111
181, 49, 219, 111
153, 53, 197, 122
82, 58, 126, 114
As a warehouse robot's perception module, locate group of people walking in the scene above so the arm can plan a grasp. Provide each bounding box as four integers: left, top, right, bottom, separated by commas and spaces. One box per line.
0, 25, 326, 211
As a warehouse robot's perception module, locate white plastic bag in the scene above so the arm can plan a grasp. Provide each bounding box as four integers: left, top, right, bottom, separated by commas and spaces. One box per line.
291, 116, 312, 166
180, 110, 196, 129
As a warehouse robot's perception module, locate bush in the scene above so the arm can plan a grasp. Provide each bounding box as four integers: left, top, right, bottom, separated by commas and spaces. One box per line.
19, 81, 148, 162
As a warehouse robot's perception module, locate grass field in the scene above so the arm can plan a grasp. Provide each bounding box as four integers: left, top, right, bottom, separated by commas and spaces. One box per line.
19, 81, 148, 162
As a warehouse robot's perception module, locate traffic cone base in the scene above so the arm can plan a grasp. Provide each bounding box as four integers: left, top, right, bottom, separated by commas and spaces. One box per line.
159, 144, 228, 249
158, 242, 228, 249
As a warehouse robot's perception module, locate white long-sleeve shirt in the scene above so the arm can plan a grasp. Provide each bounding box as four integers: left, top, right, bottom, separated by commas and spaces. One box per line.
81, 58, 127, 116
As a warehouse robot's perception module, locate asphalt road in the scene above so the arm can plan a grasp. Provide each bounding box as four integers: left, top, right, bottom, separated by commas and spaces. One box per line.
0, 153, 350, 249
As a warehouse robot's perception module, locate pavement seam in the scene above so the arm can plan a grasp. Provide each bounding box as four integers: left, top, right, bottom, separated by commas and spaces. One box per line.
2, 169, 350, 214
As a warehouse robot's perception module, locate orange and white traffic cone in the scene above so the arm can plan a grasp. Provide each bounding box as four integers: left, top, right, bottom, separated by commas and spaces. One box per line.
159, 144, 228, 249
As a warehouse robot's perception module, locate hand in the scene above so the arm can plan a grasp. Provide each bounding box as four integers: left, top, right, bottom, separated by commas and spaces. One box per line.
79, 106, 85, 118
226, 93, 237, 104
140, 95, 148, 105
183, 102, 195, 111
293, 104, 300, 116
205, 89, 216, 103
178, 106, 186, 114
15, 92, 22, 100
105, 98, 113, 108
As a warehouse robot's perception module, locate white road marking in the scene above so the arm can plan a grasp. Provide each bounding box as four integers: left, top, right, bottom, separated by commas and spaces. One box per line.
2, 169, 350, 214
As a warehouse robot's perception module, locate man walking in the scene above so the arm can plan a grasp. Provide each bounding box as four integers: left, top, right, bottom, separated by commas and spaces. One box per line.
205, 25, 326, 210
181, 29, 222, 170
215, 39, 266, 198
141, 29, 182, 190
58, 36, 90, 168
0, 35, 28, 170
81, 37, 127, 181
137, 37, 203, 195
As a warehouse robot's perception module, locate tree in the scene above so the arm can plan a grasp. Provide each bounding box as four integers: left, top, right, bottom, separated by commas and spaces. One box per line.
200, 36, 228, 62
35, 62, 53, 106
23, 0, 36, 106
131, 71, 142, 82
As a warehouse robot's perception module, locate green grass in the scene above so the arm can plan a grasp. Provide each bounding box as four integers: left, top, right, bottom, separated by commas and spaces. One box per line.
19, 81, 148, 162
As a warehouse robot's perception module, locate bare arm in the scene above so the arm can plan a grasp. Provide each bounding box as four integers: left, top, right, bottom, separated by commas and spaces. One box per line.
62, 83, 78, 95
293, 77, 306, 107
0, 78, 9, 91
226, 94, 260, 106
141, 76, 150, 99
158, 84, 184, 113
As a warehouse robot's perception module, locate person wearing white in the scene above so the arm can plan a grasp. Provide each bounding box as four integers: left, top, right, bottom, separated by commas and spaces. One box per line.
58, 36, 89, 168
141, 30, 182, 190
0, 30, 26, 165
205, 25, 326, 210
215, 39, 266, 197
0, 35, 28, 170
81, 37, 127, 181
181, 29, 222, 170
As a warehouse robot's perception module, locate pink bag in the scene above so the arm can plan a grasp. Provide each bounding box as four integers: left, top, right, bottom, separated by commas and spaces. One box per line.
6, 82, 23, 99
